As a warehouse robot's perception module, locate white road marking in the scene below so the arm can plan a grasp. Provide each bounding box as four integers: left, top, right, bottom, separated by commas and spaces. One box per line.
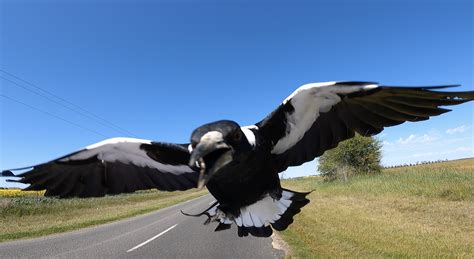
126, 224, 178, 252
51, 196, 210, 257
209, 201, 216, 205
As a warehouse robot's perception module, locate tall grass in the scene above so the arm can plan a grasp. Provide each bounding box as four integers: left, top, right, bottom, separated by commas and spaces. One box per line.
280, 158, 474, 257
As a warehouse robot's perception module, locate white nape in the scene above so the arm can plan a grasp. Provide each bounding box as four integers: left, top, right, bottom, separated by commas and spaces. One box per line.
200, 131, 224, 143
241, 125, 258, 147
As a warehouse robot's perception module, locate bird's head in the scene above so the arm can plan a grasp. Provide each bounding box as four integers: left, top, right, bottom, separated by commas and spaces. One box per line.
188, 120, 251, 189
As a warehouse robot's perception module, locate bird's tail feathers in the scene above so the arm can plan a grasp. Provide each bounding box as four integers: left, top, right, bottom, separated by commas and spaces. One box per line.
235, 188, 310, 237
183, 189, 310, 237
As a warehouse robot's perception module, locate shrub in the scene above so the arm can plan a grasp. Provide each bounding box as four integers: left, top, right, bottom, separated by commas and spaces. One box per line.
318, 134, 382, 181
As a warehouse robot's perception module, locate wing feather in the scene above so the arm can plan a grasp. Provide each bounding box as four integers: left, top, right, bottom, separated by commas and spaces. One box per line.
7, 138, 198, 197
256, 82, 474, 172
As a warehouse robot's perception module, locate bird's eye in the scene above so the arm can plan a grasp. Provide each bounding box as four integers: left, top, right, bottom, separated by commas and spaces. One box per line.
231, 131, 242, 142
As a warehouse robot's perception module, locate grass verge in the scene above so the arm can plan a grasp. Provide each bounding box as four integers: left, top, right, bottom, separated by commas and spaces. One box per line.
280, 158, 473, 257
0, 189, 207, 242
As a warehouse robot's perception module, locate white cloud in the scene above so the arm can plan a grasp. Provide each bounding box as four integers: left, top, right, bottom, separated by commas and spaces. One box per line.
412, 152, 434, 158
443, 146, 474, 154
446, 125, 471, 135
381, 126, 474, 166
397, 134, 415, 145
396, 133, 439, 145
412, 146, 473, 158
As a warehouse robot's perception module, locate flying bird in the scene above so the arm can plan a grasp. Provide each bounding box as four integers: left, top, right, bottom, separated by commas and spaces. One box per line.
4, 81, 474, 237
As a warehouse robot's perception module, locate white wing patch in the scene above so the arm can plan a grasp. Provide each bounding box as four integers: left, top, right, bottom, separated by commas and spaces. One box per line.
272, 82, 379, 154
282, 81, 337, 104
60, 137, 192, 175
84, 137, 152, 149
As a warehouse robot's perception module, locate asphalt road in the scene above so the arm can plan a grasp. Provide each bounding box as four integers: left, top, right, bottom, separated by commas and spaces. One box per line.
0, 195, 284, 258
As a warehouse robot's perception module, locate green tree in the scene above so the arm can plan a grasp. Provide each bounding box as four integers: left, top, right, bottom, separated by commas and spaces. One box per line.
318, 134, 382, 181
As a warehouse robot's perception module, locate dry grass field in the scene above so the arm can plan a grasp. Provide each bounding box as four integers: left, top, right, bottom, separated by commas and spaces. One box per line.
280, 158, 473, 257
0, 189, 45, 198
0, 188, 207, 242
1, 158, 472, 256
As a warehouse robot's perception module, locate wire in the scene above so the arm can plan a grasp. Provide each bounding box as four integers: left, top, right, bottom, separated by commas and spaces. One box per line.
0, 69, 138, 137
0, 71, 137, 137
0, 94, 109, 138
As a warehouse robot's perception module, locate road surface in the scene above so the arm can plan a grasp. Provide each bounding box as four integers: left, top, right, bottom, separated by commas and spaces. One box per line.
0, 195, 285, 258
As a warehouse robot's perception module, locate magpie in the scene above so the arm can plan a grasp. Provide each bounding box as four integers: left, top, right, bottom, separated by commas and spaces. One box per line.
4, 81, 474, 237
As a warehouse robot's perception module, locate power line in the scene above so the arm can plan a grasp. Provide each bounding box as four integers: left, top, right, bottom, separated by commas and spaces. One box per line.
0, 71, 137, 137
0, 94, 108, 138
0, 69, 138, 137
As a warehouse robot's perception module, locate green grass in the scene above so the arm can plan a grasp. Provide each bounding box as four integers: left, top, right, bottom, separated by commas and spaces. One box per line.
0, 189, 207, 242
280, 158, 474, 257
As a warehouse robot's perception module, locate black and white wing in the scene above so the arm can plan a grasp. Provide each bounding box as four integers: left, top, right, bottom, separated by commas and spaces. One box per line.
255, 81, 474, 172
6, 137, 198, 197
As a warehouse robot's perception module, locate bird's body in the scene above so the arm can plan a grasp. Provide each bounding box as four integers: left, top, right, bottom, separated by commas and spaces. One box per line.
4, 81, 474, 237
206, 148, 272, 211
205, 129, 279, 212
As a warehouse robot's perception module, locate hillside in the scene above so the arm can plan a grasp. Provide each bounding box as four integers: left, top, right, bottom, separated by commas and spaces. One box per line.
280, 158, 473, 257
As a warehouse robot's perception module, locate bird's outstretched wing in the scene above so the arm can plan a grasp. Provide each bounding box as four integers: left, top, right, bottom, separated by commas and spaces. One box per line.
256, 81, 474, 172
6, 137, 198, 197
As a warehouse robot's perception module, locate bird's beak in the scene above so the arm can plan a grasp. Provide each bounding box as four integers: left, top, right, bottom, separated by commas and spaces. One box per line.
189, 140, 232, 189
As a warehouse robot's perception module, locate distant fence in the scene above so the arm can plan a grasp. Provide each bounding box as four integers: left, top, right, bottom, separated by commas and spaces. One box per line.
382, 159, 449, 169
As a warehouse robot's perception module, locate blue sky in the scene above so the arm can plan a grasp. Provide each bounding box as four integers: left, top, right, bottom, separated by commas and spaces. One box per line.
1, 0, 473, 187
